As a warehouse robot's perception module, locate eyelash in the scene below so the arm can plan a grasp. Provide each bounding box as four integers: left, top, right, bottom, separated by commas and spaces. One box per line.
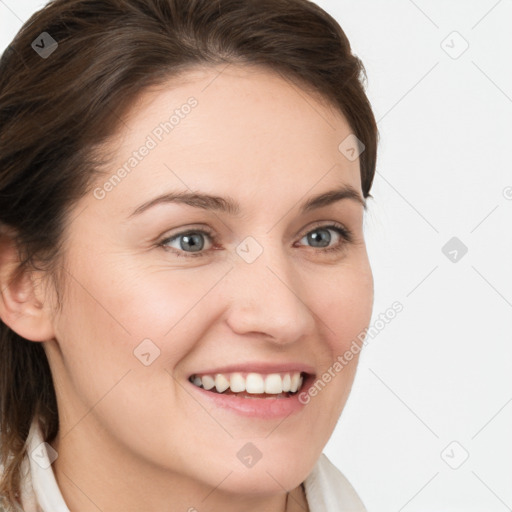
158, 223, 353, 259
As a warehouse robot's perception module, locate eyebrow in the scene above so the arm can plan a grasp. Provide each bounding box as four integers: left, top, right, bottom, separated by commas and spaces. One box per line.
128, 184, 366, 218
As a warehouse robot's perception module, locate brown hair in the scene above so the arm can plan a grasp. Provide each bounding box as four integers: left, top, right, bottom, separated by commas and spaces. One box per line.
0, 0, 378, 507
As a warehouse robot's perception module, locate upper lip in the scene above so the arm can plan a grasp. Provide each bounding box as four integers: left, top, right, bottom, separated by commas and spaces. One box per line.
189, 362, 315, 377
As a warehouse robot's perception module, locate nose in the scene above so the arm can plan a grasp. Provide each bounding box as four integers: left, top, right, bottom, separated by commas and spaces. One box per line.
223, 240, 316, 344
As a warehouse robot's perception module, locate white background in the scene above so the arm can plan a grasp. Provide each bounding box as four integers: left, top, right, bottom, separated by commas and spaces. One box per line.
1, 1, 511, 511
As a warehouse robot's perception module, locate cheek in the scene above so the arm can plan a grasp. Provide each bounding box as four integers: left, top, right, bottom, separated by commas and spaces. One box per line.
108, 263, 233, 359
60, 257, 228, 351
307, 259, 374, 356
300, 258, 373, 415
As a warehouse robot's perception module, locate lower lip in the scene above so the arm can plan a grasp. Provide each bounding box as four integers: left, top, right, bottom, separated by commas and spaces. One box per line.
187, 376, 313, 419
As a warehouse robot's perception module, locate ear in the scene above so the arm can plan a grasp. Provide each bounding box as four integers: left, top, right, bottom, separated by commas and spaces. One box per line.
0, 229, 55, 342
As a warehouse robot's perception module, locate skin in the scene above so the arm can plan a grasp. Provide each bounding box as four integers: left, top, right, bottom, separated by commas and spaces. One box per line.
0, 64, 373, 512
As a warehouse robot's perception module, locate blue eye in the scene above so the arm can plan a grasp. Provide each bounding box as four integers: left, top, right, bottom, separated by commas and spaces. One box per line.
159, 223, 352, 259
298, 225, 350, 251
160, 229, 214, 258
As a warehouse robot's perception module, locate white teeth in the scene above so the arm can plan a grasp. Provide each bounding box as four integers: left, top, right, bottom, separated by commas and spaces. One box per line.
246, 373, 265, 394
290, 373, 301, 393
202, 375, 215, 391
229, 372, 245, 393
190, 371, 306, 395
264, 374, 283, 394
282, 374, 291, 392
215, 374, 230, 393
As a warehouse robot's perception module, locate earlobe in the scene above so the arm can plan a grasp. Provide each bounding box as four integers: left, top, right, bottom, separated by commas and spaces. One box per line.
0, 232, 55, 342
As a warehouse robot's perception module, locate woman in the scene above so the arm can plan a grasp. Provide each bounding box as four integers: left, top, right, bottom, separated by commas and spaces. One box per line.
0, 0, 378, 510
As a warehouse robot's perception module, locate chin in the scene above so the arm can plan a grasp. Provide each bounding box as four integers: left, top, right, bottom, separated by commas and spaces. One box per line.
218, 465, 309, 496
207, 440, 319, 494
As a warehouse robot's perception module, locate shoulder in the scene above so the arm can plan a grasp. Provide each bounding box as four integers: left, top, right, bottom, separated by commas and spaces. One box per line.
303, 453, 366, 512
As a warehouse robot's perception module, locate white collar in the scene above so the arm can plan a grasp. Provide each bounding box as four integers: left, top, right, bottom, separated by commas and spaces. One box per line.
19, 418, 366, 512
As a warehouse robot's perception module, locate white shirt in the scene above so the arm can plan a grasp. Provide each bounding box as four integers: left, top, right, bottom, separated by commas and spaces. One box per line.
14, 418, 366, 511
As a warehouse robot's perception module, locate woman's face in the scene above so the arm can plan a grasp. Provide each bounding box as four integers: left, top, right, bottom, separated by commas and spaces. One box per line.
45, 64, 373, 502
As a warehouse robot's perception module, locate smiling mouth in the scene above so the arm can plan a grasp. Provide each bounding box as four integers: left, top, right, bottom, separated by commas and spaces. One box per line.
188, 371, 308, 399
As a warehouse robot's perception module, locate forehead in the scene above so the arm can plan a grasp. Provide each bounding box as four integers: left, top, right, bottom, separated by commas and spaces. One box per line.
94, 64, 362, 214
